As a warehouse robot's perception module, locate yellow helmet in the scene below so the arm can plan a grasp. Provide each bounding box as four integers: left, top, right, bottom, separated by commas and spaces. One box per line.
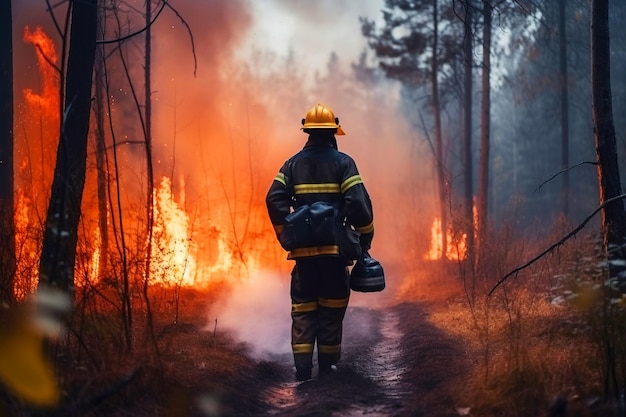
301, 103, 346, 135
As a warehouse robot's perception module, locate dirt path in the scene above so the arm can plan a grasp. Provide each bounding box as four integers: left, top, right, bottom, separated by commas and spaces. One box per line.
250, 299, 470, 417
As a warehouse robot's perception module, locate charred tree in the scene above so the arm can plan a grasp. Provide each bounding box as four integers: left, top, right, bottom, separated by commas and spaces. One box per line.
39, 0, 97, 294
0, 0, 14, 305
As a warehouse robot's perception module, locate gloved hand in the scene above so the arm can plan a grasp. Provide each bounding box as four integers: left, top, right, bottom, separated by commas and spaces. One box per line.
359, 231, 373, 252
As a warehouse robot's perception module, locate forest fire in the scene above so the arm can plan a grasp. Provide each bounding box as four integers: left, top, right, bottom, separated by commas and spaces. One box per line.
4, 2, 623, 415
14, 24, 284, 295
146, 176, 264, 287
22, 26, 59, 117
425, 217, 467, 261
12, 12, 419, 297
149, 176, 197, 286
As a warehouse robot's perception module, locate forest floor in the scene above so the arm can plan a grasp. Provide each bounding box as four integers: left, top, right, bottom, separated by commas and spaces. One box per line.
108, 305, 470, 417
13, 266, 618, 417
95, 286, 476, 417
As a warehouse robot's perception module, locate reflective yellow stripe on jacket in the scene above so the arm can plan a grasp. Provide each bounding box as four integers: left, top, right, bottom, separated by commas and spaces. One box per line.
292, 176, 363, 196
274, 172, 286, 186
341, 175, 363, 193
288, 245, 340, 260
355, 220, 374, 234
294, 183, 341, 195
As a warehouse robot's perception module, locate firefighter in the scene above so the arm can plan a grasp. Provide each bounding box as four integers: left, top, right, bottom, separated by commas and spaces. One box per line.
266, 103, 374, 381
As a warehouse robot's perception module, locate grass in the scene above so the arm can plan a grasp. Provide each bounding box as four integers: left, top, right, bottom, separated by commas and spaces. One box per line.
411, 226, 625, 417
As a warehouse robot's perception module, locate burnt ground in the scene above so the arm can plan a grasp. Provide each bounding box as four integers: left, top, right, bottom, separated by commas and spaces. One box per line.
39, 289, 470, 417
204, 298, 471, 417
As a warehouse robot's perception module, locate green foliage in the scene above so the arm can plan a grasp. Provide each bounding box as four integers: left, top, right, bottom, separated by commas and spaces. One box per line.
360, 0, 463, 93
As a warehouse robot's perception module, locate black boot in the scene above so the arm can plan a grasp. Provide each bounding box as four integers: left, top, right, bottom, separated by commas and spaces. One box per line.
295, 367, 312, 381
318, 364, 337, 377
294, 356, 313, 382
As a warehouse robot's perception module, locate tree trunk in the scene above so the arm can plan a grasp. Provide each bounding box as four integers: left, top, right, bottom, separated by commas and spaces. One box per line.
591, 1, 626, 399
432, 0, 448, 258
591, 0, 626, 297
143, 0, 158, 354
463, 0, 475, 257
559, 0, 570, 218
94, 7, 109, 281
478, 0, 492, 257
591, 0, 626, 251
39, 0, 97, 294
0, 0, 15, 304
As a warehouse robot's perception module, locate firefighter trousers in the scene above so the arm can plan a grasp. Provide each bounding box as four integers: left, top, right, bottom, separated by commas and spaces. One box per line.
290, 257, 350, 375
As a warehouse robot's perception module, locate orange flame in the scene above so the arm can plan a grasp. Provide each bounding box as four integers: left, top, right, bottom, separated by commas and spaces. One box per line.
150, 176, 197, 286
147, 176, 264, 287
14, 191, 39, 299
15, 25, 283, 296
425, 217, 467, 261
22, 26, 59, 117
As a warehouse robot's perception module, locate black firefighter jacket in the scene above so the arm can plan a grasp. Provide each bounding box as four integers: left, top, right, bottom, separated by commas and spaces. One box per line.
266, 138, 374, 259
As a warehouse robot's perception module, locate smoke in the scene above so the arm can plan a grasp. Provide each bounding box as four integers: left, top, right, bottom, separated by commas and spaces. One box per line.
210, 270, 292, 359
242, 0, 385, 78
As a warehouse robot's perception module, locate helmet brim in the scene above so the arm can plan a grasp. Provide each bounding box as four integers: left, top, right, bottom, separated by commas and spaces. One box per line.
300, 126, 346, 135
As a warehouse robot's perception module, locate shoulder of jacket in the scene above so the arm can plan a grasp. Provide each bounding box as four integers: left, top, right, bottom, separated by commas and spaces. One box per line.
335, 150, 357, 164
282, 153, 300, 169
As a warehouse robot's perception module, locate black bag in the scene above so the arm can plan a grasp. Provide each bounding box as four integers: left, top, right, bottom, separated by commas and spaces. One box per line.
279, 201, 362, 261
279, 202, 336, 251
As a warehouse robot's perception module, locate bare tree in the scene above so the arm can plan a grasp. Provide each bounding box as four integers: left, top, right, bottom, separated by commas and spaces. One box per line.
0, 0, 14, 305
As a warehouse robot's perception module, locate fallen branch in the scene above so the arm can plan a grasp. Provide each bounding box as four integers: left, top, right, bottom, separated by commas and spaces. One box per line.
489, 193, 626, 296
536, 161, 597, 192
